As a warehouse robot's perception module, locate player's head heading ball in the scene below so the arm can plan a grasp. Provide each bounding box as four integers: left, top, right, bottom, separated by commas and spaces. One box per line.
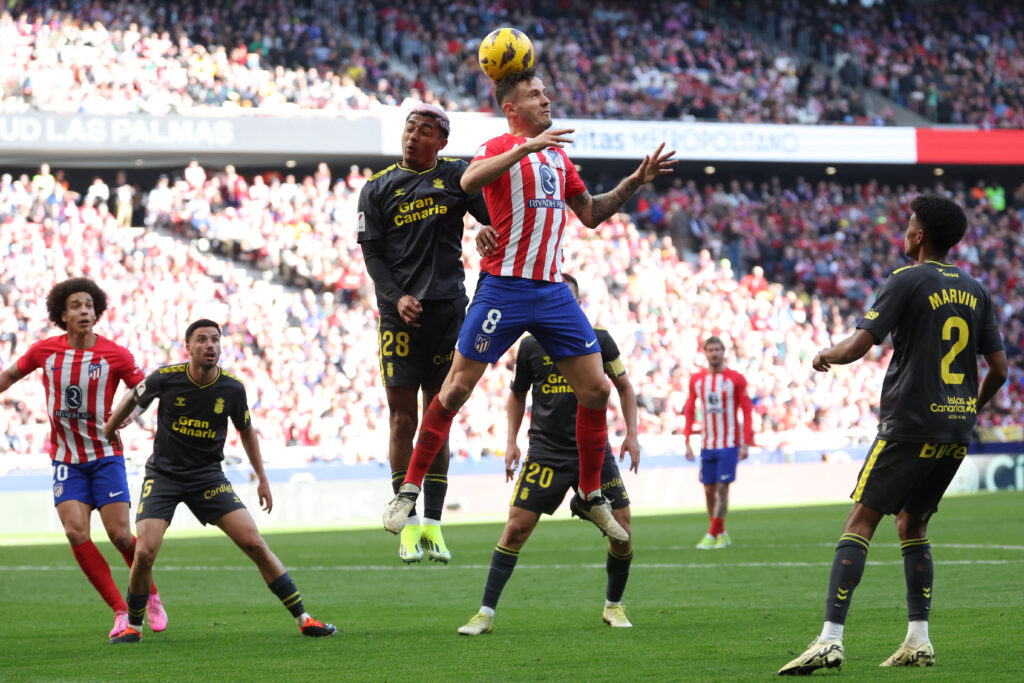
405, 103, 450, 138
494, 67, 538, 106
47, 278, 107, 330
185, 318, 221, 343
909, 194, 967, 254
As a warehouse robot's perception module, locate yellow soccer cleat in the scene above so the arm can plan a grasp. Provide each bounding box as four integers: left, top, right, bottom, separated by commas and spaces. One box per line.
420, 524, 452, 564
457, 611, 493, 636
778, 638, 844, 675
880, 641, 934, 667
695, 533, 716, 550
399, 523, 423, 563
713, 531, 732, 549
602, 604, 633, 628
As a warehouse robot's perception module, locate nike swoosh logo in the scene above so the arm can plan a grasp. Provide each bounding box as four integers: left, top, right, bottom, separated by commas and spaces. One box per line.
109, 491, 124, 497
585, 339, 597, 348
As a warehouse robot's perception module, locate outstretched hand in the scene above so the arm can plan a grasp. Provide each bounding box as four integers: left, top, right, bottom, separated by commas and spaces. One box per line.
525, 128, 574, 154
633, 143, 678, 185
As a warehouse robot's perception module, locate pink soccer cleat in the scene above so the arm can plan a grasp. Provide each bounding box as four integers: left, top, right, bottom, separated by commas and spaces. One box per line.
109, 610, 129, 639
147, 593, 168, 632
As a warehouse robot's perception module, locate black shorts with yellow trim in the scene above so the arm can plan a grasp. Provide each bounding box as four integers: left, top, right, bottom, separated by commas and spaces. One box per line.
850, 436, 967, 522
136, 473, 247, 526
510, 444, 629, 515
377, 296, 467, 389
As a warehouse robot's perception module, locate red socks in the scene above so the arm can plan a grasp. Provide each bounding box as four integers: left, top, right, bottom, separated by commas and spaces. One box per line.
404, 396, 458, 487
576, 404, 607, 496
71, 540, 127, 612
118, 536, 158, 595
709, 517, 725, 537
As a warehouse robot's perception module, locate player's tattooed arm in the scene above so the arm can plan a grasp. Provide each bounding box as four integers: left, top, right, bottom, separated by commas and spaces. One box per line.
567, 143, 676, 228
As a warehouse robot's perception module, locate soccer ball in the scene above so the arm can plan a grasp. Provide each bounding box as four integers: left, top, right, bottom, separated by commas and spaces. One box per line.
478, 28, 535, 81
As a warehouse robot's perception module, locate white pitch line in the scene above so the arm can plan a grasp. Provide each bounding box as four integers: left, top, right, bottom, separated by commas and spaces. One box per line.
1, 558, 1021, 572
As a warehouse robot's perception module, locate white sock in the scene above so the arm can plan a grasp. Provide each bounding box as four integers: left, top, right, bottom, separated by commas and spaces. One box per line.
422, 517, 440, 527
295, 611, 310, 626
906, 620, 929, 646
400, 482, 421, 494
479, 606, 495, 617
585, 489, 602, 501
605, 600, 621, 608
404, 515, 420, 528
819, 621, 844, 641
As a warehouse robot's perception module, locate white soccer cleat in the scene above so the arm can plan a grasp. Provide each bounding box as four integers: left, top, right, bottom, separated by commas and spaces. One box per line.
778, 638, 844, 675
457, 611, 493, 636
880, 641, 934, 667
383, 483, 419, 534
602, 604, 633, 628
569, 493, 629, 543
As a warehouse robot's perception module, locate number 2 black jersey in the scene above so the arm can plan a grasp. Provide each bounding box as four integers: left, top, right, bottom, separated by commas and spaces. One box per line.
356, 157, 490, 305
134, 364, 251, 483
857, 260, 1003, 442
511, 328, 626, 459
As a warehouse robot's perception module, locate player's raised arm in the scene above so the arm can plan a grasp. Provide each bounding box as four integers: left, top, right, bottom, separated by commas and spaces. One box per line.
461, 128, 575, 195
567, 143, 677, 228
238, 424, 272, 513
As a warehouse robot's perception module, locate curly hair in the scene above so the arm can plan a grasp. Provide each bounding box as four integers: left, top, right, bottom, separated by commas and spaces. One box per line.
494, 67, 538, 107
46, 278, 107, 330
910, 194, 967, 254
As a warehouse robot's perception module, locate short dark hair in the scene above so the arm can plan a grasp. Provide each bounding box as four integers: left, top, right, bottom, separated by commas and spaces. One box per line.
562, 272, 580, 299
703, 335, 724, 350
494, 68, 537, 107
46, 278, 107, 330
185, 319, 221, 343
910, 194, 967, 254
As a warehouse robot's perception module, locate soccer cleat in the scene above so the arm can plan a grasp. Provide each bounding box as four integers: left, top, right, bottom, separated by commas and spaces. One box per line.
602, 604, 633, 628
300, 617, 337, 637
109, 610, 129, 639
457, 611, 493, 636
880, 641, 934, 667
695, 533, 717, 550
569, 493, 629, 543
399, 523, 424, 563
778, 638, 844, 675
383, 483, 419, 534
146, 593, 168, 632
108, 626, 142, 643
420, 524, 452, 563
713, 531, 732, 549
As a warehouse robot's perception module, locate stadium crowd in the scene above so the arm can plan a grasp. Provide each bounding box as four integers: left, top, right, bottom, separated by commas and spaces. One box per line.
5, 160, 1022, 469
2, 0, 876, 124
732, 0, 1024, 127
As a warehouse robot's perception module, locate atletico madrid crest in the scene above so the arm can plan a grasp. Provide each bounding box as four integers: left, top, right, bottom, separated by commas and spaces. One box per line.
474, 334, 491, 354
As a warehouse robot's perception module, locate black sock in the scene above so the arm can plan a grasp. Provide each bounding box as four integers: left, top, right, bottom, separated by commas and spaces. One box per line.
824, 533, 869, 625
482, 545, 519, 610
126, 590, 148, 628
391, 470, 406, 495
606, 549, 632, 603
423, 473, 448, 521
901, 538, 932, 621
268, 572, 305, 619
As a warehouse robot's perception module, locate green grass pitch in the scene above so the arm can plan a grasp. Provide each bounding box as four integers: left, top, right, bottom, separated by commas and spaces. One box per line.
1, 491, 1021, 681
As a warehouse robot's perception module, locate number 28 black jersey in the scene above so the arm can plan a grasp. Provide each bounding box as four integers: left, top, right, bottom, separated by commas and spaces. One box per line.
858, 260, 1003, 442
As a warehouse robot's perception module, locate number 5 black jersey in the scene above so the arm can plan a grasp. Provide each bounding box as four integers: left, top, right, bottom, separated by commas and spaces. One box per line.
857, 260, 1003, 442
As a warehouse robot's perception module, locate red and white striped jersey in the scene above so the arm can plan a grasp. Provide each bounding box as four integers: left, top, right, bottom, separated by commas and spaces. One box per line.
16, 334, 144, 463
683, 367, 754, 449
473, 133, 587, 282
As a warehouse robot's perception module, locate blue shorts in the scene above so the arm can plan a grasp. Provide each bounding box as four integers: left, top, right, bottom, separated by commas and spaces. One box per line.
457, 275, 597, 363
52, 457, 131, 509
699, 447, 740, 485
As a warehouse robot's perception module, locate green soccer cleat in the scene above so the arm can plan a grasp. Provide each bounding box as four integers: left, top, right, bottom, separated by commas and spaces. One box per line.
383, 483, 419, 534
602, 604, 633, 628
108, 626, 142, 644
778, 638, 844, 675
420, 524, 452, 564
568, 493, 629, 542
695, 533, 716, 550
399, 523, 423, 563
300, 617, 337, 637
457, 611, 493, 636
713, 531, 732, 549
880, 641, 934, 667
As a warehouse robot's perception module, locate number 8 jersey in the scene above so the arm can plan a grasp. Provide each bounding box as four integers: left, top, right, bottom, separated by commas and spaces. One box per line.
857, 260, 1003, 442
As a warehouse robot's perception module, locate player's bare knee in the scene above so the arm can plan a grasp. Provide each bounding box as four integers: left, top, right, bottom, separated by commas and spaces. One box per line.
64, 526, 90, 546
107, 529, 135, 552
389, 409, 417, 440
133, 545, 158, 569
